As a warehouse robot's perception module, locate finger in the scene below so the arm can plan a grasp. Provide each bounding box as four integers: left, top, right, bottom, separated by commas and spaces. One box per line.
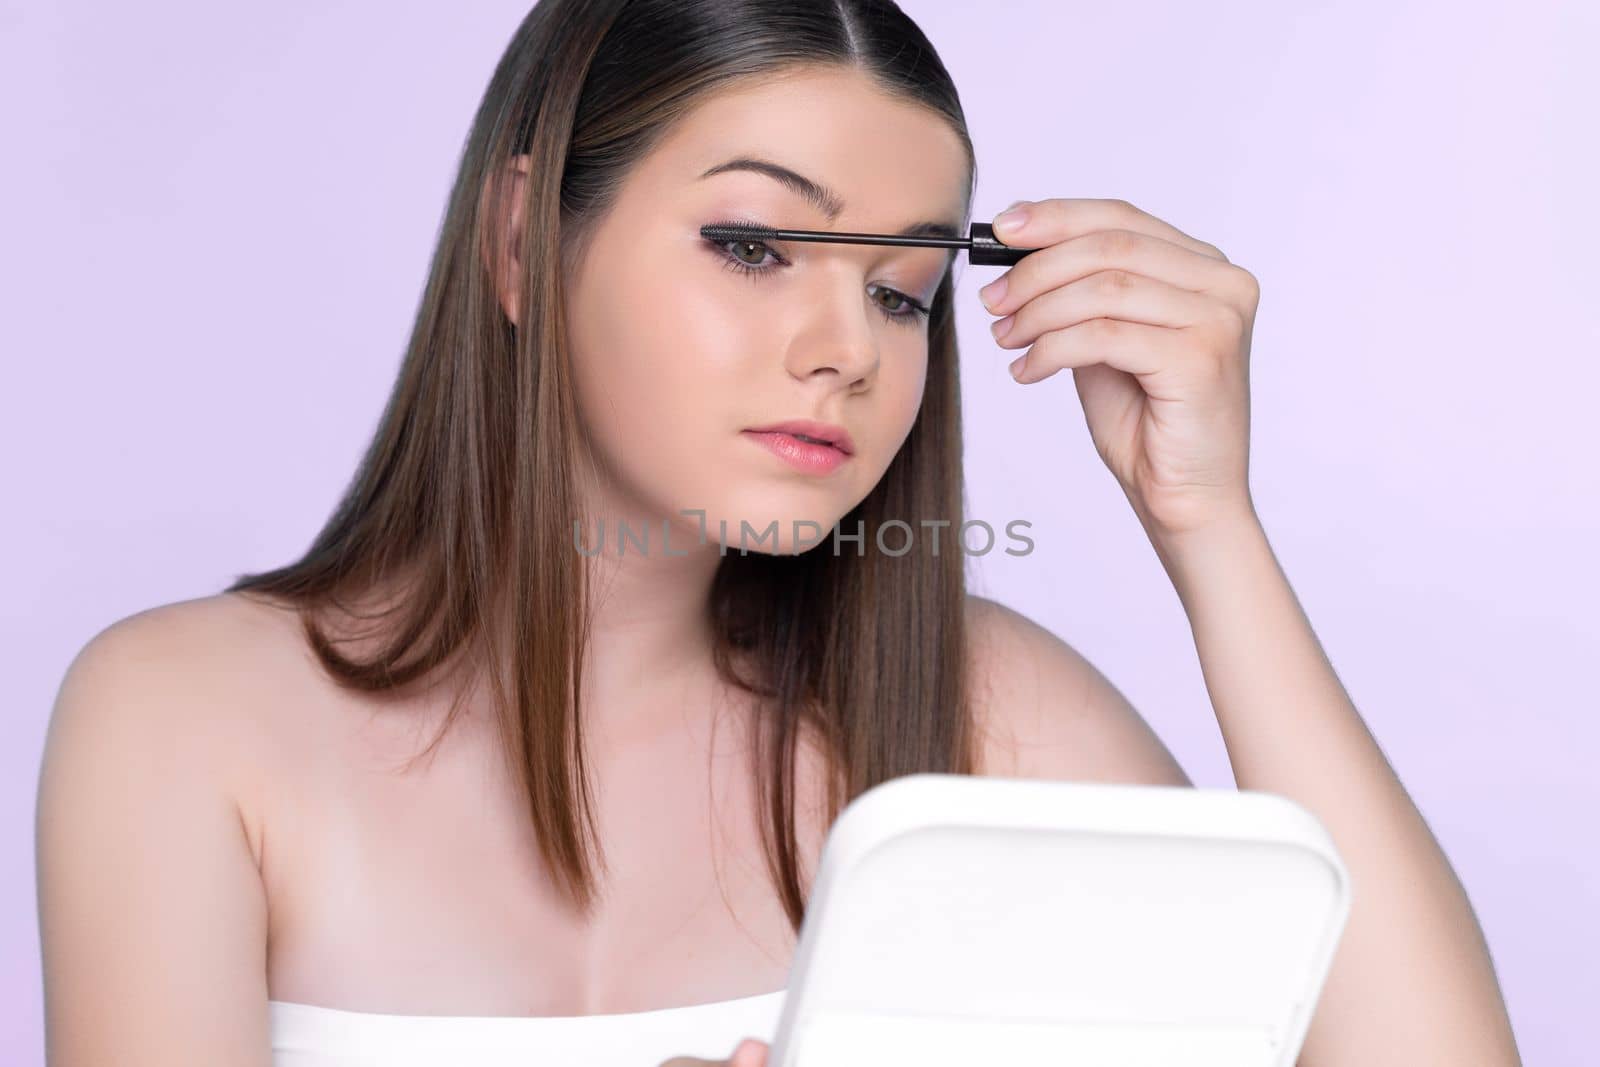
981, 228, 1254, 322
1010, 316, 1197, 389
994, 269, 1228, 352
993, 197, 1229, 262
730, 1037, 770, 1066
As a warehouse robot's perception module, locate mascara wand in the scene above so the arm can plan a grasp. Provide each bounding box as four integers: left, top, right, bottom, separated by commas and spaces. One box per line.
699, 220, 1038, 266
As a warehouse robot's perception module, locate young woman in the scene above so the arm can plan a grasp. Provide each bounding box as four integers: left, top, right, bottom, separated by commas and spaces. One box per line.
35, 1, 1521, 1065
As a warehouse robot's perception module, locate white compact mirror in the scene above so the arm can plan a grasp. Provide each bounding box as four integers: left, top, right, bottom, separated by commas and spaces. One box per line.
767, 774, 1351, 1067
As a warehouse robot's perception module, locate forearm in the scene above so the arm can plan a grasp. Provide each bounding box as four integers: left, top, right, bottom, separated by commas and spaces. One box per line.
1148, 510, 1520, 1067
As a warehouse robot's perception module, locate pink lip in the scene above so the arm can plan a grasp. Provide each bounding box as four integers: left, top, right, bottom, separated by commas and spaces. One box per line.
744, 418, 855, 455
742, 430, 852, 475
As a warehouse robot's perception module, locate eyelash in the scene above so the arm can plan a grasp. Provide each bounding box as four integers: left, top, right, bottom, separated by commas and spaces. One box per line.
703, 221, 932, 327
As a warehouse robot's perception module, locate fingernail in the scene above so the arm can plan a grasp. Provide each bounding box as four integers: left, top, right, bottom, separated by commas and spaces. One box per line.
1009, 354, 1027, 379
978, 274, 1007, 310
993, 204, 1030, 232
990, 314, 1013, 341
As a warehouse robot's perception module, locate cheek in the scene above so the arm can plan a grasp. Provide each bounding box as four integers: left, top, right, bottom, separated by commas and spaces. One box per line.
568, 270, 738, 463
883, 350, 930, 444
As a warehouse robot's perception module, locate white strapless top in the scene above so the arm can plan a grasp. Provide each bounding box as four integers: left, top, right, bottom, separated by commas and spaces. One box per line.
269, 989, 787, 1066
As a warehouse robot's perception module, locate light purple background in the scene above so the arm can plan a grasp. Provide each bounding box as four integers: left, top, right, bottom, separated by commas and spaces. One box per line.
5, 1, 1595, 1062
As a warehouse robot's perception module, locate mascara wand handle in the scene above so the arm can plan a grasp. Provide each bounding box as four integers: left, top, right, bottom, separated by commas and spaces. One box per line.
967, 221, 1035, 266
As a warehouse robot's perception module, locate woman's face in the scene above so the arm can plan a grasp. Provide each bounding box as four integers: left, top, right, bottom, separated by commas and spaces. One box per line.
561, 66, 971, 555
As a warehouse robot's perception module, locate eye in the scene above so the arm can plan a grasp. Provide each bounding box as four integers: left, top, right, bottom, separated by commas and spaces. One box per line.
706, 234, 785, 272
726, 238, 778, 269
867, 284, 933, 325
703, 226, 933, 327
875, 289, 918, 316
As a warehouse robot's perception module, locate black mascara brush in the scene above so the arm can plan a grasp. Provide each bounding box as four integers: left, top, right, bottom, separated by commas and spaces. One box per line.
698, 220, 1039, 266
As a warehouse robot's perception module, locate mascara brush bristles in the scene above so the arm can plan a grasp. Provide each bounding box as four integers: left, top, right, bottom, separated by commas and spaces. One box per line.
700, 224, 784, 242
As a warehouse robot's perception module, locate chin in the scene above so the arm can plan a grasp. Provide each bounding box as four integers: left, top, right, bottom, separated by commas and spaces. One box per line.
689, 497, 854, 558
716, 515, 843, 557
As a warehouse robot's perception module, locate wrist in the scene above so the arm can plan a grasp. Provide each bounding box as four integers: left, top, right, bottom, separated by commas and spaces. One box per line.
1142, 502, 1268, 601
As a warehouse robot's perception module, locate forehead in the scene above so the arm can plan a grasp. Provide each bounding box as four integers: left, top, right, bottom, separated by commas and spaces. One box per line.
632, 66, 971, 227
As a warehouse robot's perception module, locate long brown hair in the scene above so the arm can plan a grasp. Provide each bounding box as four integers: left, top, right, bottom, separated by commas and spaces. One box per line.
227, 0, 981, 932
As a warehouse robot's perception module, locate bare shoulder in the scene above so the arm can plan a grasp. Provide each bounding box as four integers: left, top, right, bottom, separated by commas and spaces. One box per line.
964, 592, 1191, 787
36, 591, 298, 1063
52, 592, 272, 723
52, 589, 304, 727
61, 589, 304, 680
44, 592, 309, 845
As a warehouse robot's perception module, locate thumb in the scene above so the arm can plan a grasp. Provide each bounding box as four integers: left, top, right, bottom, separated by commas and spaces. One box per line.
729, 1037, 771, 1066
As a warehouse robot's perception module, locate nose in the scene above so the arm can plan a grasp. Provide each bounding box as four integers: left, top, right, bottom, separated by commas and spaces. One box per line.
781, 279, 883, 389
787, 299, 889, 390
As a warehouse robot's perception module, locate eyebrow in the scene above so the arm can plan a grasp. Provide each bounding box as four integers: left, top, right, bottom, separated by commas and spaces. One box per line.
698, 155, 963, 240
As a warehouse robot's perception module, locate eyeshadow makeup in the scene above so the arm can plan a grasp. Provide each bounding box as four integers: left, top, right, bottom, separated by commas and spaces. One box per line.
699, 220, 1040, 266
